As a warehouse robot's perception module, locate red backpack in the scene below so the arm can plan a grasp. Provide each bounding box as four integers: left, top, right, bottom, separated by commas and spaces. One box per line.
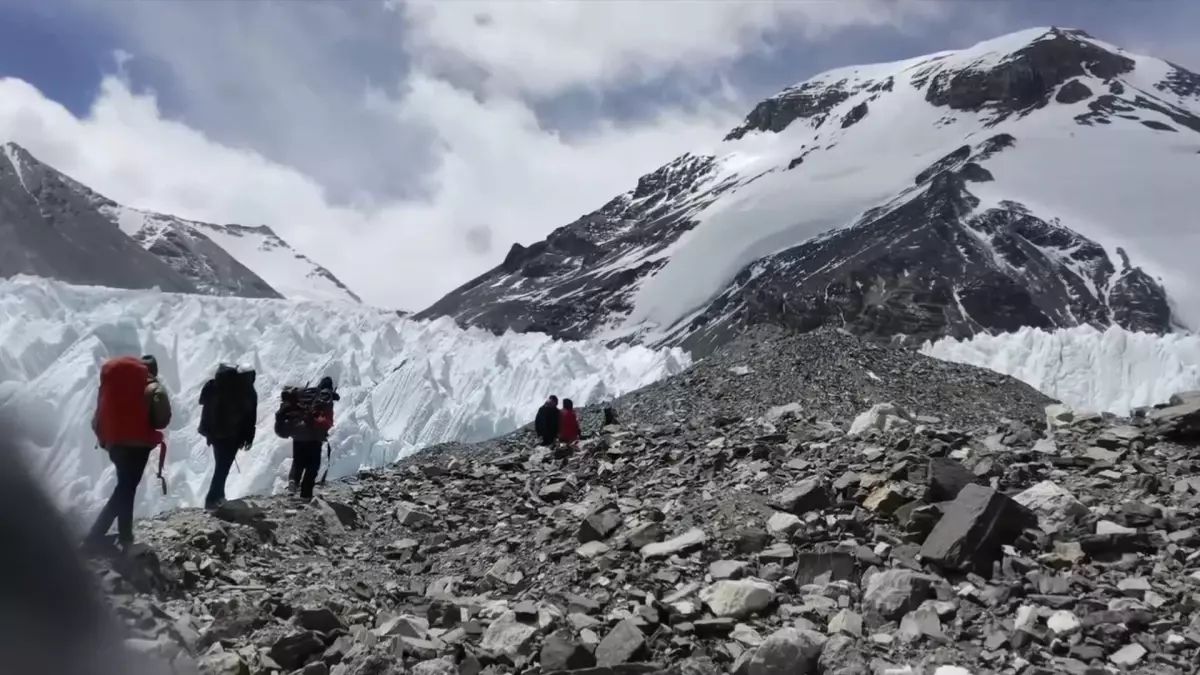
95, 356, 161, 448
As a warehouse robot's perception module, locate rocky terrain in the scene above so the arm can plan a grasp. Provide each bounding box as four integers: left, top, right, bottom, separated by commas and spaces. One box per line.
417, 28, 1196, 355
83, 328, 1200, 675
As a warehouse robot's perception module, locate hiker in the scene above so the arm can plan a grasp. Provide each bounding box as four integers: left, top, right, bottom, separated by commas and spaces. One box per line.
84, 354, 172, 549
198, 364, 258, 510
603, 406, 618, 427
534, 395, 559, 446
275, 376, 338, 500
559, 398, 581, 448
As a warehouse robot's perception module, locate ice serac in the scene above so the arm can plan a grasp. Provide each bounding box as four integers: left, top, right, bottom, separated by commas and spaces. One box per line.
922, 325, 1200, 416
0, 142, 198, 294
0, 276, 688, 520
417, 27, 1198, 355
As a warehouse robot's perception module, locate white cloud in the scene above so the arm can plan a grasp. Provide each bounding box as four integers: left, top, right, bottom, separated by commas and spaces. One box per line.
1, 0, 952, 310
0, 72, 737, 310
399, 0, 949, 97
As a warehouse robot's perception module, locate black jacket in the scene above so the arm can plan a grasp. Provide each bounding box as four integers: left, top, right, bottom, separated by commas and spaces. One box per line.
534, 403, 559, 439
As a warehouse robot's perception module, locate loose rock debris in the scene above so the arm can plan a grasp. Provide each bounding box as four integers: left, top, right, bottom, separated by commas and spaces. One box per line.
86, 328, 1200, 675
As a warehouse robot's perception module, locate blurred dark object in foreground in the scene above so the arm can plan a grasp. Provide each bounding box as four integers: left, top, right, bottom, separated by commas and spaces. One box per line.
0, 413, 168, 675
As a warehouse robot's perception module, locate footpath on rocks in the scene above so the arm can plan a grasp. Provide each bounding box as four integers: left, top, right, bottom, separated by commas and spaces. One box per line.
88, 327, 1200, 675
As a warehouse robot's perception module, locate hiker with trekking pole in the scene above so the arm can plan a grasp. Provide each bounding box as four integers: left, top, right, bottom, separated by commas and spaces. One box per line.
198, 364, 259, 511
83, 354, 172, 552
274, 375, 338, 501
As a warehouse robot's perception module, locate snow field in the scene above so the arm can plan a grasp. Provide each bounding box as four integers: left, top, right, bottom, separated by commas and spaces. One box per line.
923, 325, 1200, 415
0, 276, 689, 521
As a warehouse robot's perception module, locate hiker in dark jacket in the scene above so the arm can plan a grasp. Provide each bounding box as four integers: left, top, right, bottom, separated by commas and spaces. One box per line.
534, 395, 559, 446
283, 376, 338, 499
198, 364, 258, 510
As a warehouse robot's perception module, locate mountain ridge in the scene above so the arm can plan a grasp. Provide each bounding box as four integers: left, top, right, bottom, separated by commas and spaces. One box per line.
0, 141, 362, 304
417, 26, 1199, 356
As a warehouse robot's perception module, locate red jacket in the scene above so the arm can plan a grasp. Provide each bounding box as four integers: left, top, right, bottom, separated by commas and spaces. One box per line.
559, 409, 580, 443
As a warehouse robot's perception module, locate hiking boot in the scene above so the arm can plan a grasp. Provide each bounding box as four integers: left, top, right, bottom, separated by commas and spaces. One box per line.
287, 480, 299, 495
204, 498, 226, 512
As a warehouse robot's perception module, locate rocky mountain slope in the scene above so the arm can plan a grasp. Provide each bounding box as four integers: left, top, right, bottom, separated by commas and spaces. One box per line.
0, 142, 200, 295
0, 142, 360, 303
418, 27, 1199, 356
84, 328, 1200, 674
100, 205, 362, 304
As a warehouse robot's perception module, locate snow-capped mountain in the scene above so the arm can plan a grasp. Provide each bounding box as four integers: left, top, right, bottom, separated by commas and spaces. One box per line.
419, 28, 1199, 356
0, 142, 361, 303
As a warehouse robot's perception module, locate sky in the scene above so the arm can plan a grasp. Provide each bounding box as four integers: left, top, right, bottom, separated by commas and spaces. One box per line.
0, 0, 1196, 311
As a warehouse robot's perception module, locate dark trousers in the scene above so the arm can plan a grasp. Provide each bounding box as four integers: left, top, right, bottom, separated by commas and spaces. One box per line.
87, 445, 152, 544
292, 440, 322, 499
539, 433, 557, 447
205, 440, 239, 508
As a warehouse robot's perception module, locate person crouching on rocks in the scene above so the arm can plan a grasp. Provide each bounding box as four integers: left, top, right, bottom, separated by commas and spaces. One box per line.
534, 395, 559, 447
559, 398, 580, 450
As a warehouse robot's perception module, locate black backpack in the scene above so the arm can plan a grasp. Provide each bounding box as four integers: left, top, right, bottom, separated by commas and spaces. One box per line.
274, 385, 336, 439
198, 365, 257, 442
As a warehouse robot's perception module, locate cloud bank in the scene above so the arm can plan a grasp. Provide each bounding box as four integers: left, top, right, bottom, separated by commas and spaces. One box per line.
6, 1, 1191, 312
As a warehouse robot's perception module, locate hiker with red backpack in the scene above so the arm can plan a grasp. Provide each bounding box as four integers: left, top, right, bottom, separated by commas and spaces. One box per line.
84, 354, 172, 550
274, 375, 338, 501
198, 364, 258, 510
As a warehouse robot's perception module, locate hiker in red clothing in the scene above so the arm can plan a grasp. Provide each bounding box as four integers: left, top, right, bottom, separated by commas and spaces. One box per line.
559, 398, 581, 449
85, 354, 172, 549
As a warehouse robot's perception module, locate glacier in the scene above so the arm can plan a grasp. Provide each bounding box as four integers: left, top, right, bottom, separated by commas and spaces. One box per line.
0, 276, 688, 522
923, 325, 1200, 415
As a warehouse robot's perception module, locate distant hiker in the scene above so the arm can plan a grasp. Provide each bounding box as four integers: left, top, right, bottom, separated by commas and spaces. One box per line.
603, 406, 618, 427
274, 376, 338, 500
559, 398, 580, 447
534, 395, 559, 446
84, 354, 172, 549
198, 364, 258, 510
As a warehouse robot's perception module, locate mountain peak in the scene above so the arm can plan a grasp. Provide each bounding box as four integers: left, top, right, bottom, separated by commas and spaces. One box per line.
726, 26, 1141, 141
419, 28, 1197, 355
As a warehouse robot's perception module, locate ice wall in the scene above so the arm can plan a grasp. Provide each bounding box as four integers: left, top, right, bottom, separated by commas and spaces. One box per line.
922, 325, 1200, 415
0, 276, 689, 521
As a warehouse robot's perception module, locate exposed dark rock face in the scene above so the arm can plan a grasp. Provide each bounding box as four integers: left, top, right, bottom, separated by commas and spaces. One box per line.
1055, 79, 1093, 104
920, 28, 1135, 125
82, 328, 1200, 675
